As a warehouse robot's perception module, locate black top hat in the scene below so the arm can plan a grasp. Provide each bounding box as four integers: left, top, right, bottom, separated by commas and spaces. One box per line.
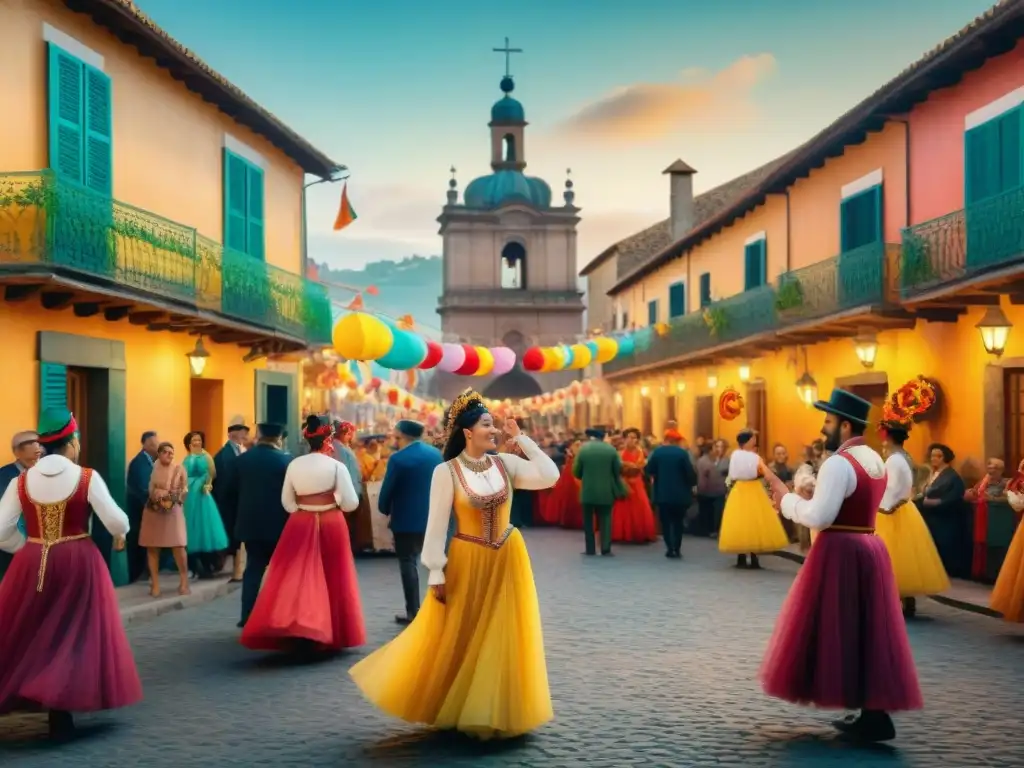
814, 388, 872, 426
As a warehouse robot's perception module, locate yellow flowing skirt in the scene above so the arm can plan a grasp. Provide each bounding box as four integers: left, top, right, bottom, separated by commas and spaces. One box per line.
991, 518, 1024, 623
875, 500, 949, 597
718, 479, 789, 554
349, 529, 552, 738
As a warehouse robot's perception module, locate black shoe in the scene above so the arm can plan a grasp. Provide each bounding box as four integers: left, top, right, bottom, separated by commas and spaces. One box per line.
832, 713, 860, 732
601, 550, 614, 557
236, 620, 245, 628
48, 710, 75, 740
665, 550, 674, 558
902, 597, 917, 618
836, 711, 896, 743
749, 555, 762, 570
395, 614, 412, 625
736, 555, 748, 569
673, 550, 682, 559
582, 550, 596, 556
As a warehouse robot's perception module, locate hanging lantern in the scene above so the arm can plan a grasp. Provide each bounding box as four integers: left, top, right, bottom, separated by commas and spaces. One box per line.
377, 320, 428, 370
616, 334, 635, 357
403, 396, 413, 410
332, 312, 393, 361
437, 343, 467, 373
593, 336, 619, 364
569, 343, 593, 370
387, 387, 400, 405
418, 340, 444, 369
454, 344, 481, 375
522, 347, 544, 371
491, 346, 517, 375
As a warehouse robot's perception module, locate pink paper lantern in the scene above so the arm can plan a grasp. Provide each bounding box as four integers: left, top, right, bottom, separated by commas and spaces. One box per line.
490, 346, 516, 376
437, 343, 466, 373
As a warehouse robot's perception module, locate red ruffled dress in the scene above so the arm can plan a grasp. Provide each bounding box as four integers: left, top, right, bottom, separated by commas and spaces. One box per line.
611, 448, 656, 543
546, 452, 583, 529
241, 488, 366, 652
760, 440, 922, 711
0, 469, 142, 714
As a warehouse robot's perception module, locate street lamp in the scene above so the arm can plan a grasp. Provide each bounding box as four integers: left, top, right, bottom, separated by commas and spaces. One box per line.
738, 361, 751, 382
186, 337, 210, 377
707, 371, 718, 389
977, 306, 1013, 358
795, 371, 818, 408
853, 333, 879, 369
640, 385, 650, 398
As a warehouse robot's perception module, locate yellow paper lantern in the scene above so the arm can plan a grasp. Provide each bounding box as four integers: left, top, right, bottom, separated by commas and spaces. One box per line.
569, 343, 593, 370
549, 346, 567, 371
593, 336, 619, 364
332, 312, 393, 361
539, 347, 558, 373
474, 346, 495, 376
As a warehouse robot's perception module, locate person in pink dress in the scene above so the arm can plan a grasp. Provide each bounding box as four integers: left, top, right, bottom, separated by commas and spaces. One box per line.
611, 428, 656, 543
240, 416, 365, 655
761, 389, 922, 743
0, 408, 142, 738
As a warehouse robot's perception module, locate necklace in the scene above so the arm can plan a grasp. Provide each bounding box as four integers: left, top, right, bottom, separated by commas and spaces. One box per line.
458, 452, 492, 473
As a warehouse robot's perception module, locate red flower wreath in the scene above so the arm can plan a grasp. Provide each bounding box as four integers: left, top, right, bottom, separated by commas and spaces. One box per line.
881, 376, 937, 428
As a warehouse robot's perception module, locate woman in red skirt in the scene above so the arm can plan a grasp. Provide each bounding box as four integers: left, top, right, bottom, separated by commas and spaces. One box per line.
611, 429, 656, 543
0, 408, 142, 738
241, 415, 366, 653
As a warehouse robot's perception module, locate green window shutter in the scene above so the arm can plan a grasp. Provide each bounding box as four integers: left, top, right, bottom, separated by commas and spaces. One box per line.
647, 299, 659, 325
744, 240, 766, 289
39, 362, 68, 421
965, 120, 1001, 204
47, 43, 85, 184
223, 149, 249, 252
998, 107, 1021, 193
840, 186, 882, 252
699, 272, 711, 308
668, 281, 686, 318
83, 65, 112, 196
246, 163, 266, 260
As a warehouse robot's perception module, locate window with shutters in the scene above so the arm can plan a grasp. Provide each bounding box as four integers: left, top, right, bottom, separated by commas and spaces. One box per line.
47, 43, 112, 195
743, 239, 767, 290
839, 186, 882, 253
699, 272, 711, 308
647, 299, 659, 326
668, 281, 686, 319
223, 149, 266, 260
39, 362, 69, 421
966, 106, 1022, 205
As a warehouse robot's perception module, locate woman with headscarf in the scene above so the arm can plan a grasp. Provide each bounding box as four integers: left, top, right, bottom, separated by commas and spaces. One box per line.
349, 389, 559, 738
240, 415, 364, 653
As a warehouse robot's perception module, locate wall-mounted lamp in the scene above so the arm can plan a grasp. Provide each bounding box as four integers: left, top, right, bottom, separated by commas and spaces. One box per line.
707, 371, 718, 390
738, 361, 751, 382
186, 337, 210, 377
795, 371, 818, 408
640, 386, 650, 398
853, 333, 879, 370
977, 305, 1013, 358
676, 381, 686, 393
614, 392, 624, 406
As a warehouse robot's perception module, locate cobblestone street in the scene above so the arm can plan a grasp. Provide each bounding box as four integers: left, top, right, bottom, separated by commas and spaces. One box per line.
3, 530, 1023, 767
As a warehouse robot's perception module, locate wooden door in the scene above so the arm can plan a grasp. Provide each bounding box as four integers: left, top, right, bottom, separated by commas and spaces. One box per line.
1004, 369, 1024, 473
66, 367, 89, 466
849, 382, 888, 455
746, 383, 767, 456
695, 395, 714, 441
666, 395, 678, 425
641, 398, 653, 436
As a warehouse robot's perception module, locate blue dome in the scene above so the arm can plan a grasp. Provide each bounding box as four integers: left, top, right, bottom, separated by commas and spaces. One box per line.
463, 170, 552, 210
491, 95, 525, 123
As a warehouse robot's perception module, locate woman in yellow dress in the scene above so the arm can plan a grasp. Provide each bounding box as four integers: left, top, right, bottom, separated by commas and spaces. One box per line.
718, 428, 788, 569
349, 390, 560, 738
990, 459, 1024, 622
875, 419, 949, 618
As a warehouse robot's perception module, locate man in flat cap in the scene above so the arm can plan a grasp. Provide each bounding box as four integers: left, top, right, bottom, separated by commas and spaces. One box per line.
213, 416, 250, 581
0, 430, 40, 581
377, 420, 443, 624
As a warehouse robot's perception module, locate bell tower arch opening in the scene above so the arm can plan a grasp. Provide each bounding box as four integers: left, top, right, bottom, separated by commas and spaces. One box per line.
502, 133, 517, 163
500, 241, 527, 290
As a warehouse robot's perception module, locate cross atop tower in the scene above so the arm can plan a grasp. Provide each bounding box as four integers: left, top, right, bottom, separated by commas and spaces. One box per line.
492, 37, 522, 78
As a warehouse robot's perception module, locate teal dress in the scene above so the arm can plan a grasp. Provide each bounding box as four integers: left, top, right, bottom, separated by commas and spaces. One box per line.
183, 452, 230, 554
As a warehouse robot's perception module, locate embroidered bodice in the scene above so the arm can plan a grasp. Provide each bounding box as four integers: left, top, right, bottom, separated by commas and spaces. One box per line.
18, 468, 92, 540
447, 458, 513, 543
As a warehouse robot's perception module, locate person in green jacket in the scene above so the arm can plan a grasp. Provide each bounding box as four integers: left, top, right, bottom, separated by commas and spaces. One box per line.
573, 428, 627, 556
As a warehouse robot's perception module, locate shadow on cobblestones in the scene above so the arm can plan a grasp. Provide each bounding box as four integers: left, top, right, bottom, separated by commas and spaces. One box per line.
2, 531, 1023, 767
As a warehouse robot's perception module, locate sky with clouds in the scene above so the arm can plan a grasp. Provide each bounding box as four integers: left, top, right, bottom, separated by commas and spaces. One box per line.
135, 0, 997, 272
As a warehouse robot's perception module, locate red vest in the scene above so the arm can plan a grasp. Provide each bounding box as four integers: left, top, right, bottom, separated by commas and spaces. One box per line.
831, 437, 886, 530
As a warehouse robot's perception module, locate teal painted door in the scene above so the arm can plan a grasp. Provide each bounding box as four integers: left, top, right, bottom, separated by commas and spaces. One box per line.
255, 370, 298, 454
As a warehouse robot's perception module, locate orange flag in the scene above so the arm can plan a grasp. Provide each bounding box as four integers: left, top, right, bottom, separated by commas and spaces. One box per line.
333, 183, 358, 231
346, 294, 364, 311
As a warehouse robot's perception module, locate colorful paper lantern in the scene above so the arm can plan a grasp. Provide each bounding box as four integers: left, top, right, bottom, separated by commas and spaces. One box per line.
454, 344, 481, 375
387, 387, 400, 405
522, 347, 544, 371
377, 320, 428, 370
419, 340, 443, 369
593, 336, 619, 364
540, 347, 559, 372
490, 346, 516, 376
332, 312, 393, 361
437, 343, 466, 373
569, 343, 592, 369
550, 346, 568, 371
584, 339, 600, 360
616, 334, 635, 357
560, 345, 575, 369
474, 346, 495, 376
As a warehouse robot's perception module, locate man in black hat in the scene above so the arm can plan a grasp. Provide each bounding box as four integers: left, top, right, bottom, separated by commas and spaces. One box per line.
213, 416, 250, 581
226, 422, 291, 628
378, 420, 443, 624
761, 388, 921, 743
573, 427, 627, 556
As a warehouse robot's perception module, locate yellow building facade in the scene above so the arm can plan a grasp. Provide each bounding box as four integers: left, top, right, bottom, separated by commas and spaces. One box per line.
0, 0, 340, 524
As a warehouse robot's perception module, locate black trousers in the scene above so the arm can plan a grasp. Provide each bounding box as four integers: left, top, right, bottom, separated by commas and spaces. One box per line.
659, 503, 686, 553
393, 532, 425, 619
583, 504, 612, 554
240, 540, 275, 624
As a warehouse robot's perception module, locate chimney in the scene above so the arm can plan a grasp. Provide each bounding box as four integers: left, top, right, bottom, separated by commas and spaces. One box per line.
662, 160, 697, 242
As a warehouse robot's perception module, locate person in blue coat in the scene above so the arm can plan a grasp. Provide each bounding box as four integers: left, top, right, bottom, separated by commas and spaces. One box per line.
377, 419, 443, 625
0, 430, 40, 582
646, 428, 698, 559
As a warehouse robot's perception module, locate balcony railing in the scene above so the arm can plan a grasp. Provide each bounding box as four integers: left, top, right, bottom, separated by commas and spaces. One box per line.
0, 170, 331, 344
603, 241, 896, 376
901, 186, 1024, 298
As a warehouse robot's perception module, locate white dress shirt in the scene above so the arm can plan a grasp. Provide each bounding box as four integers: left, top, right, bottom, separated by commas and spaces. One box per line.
780, 443, 885, 530
727, 450, 761, 482
0, 455, 129, 552
421, 435, 559, 586
880, 452, 914, 512
281, 452, 360, 514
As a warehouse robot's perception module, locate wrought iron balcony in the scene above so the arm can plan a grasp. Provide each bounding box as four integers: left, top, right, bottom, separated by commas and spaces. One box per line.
603, 241, 896, 377
900, 186, 1024, 298
0, 171, 331, 345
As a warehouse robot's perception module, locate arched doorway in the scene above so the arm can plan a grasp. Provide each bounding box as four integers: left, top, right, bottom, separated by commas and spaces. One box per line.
483, 369, 543, 399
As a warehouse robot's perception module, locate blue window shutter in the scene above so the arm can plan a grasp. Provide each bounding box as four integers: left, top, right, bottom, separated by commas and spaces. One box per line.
840, 186, 882, 252
998, 107, 1021, 193
668, 282, 686, 318
965, 120, 1001, 205
246, 164, 266, 260
39, 362, 68, 421
759, 239, 767, 284
223, 150, 249, 252
47, 43, 85, 184
744, 241, 766, 289
83, 65, 112, 196
647, 299, 658, 325
699, 272, 711, 307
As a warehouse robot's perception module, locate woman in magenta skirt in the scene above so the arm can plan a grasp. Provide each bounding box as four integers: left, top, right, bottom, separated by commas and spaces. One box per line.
0, 409, 142, 738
